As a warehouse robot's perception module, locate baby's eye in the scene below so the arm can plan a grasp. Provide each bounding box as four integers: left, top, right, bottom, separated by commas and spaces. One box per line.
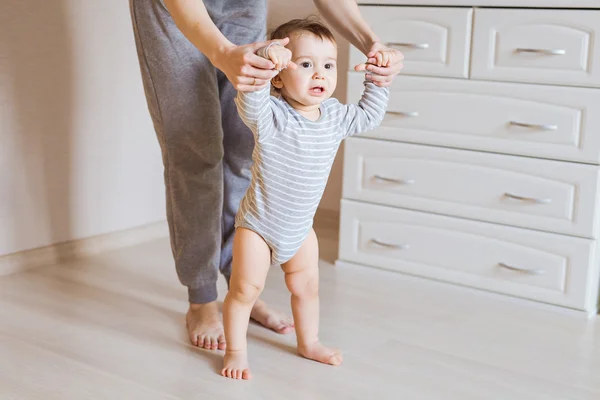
301, 62, 312, 68
325, 63, 335, 69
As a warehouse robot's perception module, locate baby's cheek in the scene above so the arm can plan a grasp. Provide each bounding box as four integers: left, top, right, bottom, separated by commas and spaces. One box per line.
283, 74, 304, 92
297, 68, 313, 76
290, 71, 311, 86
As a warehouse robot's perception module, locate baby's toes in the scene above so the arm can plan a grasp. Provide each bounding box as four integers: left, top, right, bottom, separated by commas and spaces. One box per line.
330, 353, 343, 366
242, 369, 252, 380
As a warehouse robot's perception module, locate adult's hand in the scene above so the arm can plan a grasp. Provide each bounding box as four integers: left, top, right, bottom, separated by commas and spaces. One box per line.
213, 38, 292, 92
354, 42, 404, 87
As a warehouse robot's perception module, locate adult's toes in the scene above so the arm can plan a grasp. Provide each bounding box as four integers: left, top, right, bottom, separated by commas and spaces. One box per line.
278, 324, 294, 334
217, 335, 227, 350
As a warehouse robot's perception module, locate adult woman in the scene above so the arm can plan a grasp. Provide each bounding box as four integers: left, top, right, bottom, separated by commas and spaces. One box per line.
129, 0, 403, 350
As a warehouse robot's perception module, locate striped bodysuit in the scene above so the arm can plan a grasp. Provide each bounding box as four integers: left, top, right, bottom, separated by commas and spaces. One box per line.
234, 80, 389, 265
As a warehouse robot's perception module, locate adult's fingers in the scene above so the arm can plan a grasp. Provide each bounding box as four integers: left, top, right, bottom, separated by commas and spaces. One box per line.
353, 62, 368, 72
366, 73, 392, 86
243, 62, 279, 80
246, 52, 275, 70
366, 63, 403, 76
238, 76, 270, 86
236, 82, 270, 92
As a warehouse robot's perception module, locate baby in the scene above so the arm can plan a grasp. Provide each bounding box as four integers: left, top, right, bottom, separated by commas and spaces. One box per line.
221, 17, 391, 380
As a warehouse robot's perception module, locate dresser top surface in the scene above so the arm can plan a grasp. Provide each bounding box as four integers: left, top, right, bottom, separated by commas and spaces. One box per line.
358, 0, 600, 8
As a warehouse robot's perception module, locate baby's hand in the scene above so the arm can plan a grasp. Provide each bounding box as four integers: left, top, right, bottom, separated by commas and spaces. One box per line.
268, 40, 297, 71
369, 49, 396, 68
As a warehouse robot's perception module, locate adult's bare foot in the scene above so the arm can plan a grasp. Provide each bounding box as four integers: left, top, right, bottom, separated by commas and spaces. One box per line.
250, 299, 294, 334
186, 302, 226, 350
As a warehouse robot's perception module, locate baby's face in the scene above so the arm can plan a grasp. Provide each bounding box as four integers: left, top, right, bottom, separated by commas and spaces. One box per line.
276, 32, 338, 110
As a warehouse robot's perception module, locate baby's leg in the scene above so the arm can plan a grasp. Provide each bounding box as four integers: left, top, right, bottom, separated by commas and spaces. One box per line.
281, 229, 342, 366
221, 228, 271, 380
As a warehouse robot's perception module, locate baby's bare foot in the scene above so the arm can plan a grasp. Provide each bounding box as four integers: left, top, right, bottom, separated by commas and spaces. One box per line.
251, 299, 295, 334
186, 302, 226, 350
298, 342, 343, 366
221, 350, 251, 380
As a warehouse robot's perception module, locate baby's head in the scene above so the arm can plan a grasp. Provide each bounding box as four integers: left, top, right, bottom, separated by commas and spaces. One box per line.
270, 17, 338, 110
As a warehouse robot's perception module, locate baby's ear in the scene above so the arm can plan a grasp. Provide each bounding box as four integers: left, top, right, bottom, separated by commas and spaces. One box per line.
272, 74, 284, 89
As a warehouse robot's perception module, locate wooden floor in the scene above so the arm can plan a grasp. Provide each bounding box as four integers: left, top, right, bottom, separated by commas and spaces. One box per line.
1, 221, 600, 399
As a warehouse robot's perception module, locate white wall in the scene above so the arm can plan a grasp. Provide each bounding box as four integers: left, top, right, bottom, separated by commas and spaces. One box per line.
0, 0, 165, 257
0, 0, 348, 258
268, 0, 350, 213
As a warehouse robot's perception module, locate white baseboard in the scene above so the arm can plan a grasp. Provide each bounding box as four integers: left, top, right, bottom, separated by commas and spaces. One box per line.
0, 220, 169, 277
1, 209, 337, 278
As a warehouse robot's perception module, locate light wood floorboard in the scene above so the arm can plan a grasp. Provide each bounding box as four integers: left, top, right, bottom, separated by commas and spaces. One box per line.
1, 222, 599, 399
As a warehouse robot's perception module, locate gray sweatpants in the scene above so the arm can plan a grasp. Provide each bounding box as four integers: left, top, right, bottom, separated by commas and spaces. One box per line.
129, 0, 267, 304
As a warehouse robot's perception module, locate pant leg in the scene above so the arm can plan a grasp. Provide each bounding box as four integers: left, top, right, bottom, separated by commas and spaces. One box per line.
217, 18, 268, 279
129, 0, 224, 304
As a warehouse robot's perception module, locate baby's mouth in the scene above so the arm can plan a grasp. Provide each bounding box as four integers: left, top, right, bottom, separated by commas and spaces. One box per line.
309, 86, 325, 94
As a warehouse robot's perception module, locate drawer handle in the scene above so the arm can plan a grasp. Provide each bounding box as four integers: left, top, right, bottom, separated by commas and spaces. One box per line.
387, 42, 429, 50
515, 48, 566, 56
504, 193, 552, 205
498, 262, 545, 276
388, 111, 419, 118
374, 175, 415, 185
371, 239, 410, 250
509, 121, 558, 131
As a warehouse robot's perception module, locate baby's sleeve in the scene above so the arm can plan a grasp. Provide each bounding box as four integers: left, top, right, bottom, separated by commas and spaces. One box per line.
340, 80, 389, 138
234, 84, 286, 142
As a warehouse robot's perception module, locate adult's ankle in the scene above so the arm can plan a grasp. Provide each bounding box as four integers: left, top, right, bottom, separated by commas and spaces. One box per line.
189, 301, 217, 309
188, 283, 218, 305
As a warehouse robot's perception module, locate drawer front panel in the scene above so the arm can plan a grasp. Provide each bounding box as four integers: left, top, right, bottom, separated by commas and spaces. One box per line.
471, 8, 600, 87
343, 138, 600, 238
349, 6, 472, 78
346, 74, 600, 164
339, 200, 597, 310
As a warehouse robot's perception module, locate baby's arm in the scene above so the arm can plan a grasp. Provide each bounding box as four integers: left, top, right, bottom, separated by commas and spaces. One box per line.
341, 79, 389, 138
234, 84, 275, 141
234, 42, 295, 141
340, 50, 392, 137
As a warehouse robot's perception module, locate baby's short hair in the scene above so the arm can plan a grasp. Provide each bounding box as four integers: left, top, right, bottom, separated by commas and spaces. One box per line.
268, 16, 336, 43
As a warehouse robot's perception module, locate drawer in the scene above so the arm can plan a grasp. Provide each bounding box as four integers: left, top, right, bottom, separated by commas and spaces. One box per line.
346, 74, 600, 164
349, 6, 472, 78
338, 199, 600, 312
471, 8, 600, 88
343, 138, 600, 238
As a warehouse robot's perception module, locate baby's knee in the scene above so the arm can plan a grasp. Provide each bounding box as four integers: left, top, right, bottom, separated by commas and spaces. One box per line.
286, 270, 319, 298
230, 280, 264, 304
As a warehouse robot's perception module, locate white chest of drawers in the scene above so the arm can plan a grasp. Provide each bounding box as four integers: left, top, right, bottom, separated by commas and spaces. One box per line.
338, 0, 600, 314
